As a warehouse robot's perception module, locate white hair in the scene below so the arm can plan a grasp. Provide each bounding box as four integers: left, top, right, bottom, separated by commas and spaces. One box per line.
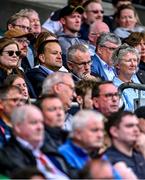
11, 104, 42, 125
42, 72, 72, 95
72, 110, 106, 132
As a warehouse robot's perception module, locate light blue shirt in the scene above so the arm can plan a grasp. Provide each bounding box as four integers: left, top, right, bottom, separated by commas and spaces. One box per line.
99, 58, 116, 81
113, 75, 145, 111
88, 44, 96, 56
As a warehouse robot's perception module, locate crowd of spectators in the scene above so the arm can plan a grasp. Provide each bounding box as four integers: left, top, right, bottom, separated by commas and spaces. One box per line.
0, 0, 145, 179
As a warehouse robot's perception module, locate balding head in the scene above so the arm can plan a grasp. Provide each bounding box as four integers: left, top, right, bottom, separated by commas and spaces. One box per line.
89, 21, 110, 45
11, 104, 44, 148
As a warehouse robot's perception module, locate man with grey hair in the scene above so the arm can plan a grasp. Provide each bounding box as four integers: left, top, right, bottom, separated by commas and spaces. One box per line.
58, 109, 105, 169
42, 72, 75, 130
17, 8, 41, 37
0, 104, 69, 179
91, 32, 121, 80
67, 44, 99, 82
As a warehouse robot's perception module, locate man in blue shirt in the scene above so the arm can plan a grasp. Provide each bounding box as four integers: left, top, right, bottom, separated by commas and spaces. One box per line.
59, 110, 105, 169
91, 32, 121, 80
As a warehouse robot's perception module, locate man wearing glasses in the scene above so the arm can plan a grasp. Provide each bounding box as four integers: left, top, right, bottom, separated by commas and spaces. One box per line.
80, 0, 104, 40
0, 85, 26, 148
91, 32, 121, 81
7, 13, 30, 34
67, 44, 99, 82
7, 13, 35, 70
92, 81, 121, 117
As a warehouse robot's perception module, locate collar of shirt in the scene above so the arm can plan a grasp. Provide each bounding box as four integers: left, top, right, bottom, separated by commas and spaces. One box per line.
99, 59, 113, 71
16, 136, 43, 151
39, 65, 54, 74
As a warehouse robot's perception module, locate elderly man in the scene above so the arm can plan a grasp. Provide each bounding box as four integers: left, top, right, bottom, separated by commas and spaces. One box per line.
59, 110, 105, 169
88, 21, 110, 56
67, 44, 99, 82
91, 32, 121, 80
0, 104, 69, 179
42, 72, 75, 131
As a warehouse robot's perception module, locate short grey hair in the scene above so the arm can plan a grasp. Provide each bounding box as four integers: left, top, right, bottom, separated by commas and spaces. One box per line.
71, 110, 106, 132
67, 44, 89, 62
17, 8, 39, 18
96, 32, 121, 47
112, 43, 140, 66
11, 104, 41, 125
42, 72, 72, 95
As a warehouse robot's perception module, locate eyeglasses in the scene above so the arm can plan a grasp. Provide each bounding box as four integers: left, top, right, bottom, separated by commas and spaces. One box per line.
87, 10, 104, 14
2, 50, 21, 57
101, 45, 117, 51
99, 92, 120, 99
13, 24, 30, 31
69, 60, 92, 67
16, 38, 30, 45
58, 82, 75, 91
2, 97, 27, 104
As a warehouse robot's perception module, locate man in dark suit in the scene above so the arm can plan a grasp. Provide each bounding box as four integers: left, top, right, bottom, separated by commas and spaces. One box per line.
0, 104, 70, 179
26, 40, 64, 97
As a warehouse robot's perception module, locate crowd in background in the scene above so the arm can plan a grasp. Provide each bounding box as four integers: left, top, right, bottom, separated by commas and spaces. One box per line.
0, 0, 145, 179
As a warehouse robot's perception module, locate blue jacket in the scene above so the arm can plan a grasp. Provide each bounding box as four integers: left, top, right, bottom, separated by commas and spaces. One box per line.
91, 54, 108, 80
59, 139, 90, 169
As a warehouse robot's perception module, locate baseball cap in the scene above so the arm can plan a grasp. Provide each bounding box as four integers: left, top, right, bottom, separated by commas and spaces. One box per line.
59, 5, 84, 19
4, 28, 34, 40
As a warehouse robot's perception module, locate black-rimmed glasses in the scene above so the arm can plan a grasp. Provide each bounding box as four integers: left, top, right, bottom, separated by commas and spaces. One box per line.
68, 60, 92, 68
99, 92, 121, 99
2, 50, 21, 57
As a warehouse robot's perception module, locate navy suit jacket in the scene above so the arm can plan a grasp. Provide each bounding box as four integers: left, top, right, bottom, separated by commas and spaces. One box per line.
91, 54, 108, 80
25, 66, 52, 97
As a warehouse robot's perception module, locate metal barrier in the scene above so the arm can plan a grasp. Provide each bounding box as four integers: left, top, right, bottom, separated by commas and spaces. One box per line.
118, 82, 145, 109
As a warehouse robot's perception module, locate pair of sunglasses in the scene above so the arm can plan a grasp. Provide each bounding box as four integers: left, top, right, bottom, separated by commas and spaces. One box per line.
2, 50, 21, 57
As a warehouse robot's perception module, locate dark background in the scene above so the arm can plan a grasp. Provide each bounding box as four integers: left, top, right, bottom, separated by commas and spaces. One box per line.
0, 0, 145, 33
0, 0, 56, 32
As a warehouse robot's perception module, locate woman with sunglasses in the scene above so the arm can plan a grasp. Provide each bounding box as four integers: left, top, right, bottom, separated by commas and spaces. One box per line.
0, 38, 23, 86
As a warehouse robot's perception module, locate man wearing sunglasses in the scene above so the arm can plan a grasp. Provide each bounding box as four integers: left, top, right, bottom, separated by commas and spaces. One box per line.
80, 0, 104, 40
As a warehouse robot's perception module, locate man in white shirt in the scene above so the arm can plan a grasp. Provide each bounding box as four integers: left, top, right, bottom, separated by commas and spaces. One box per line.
0, 104, 69, 179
